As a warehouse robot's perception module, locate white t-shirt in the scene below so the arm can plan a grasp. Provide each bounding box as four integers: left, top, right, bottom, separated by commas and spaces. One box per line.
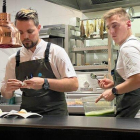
1, 39, 76, 85
116, 35, 140, 80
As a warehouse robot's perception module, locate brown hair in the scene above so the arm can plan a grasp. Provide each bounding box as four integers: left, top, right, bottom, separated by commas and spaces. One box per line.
15, 8, 39, 26
103, 7, 130, 21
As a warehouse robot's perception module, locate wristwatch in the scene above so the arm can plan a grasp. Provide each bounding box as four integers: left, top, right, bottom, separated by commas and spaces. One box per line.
42, 78, 50, 90
112, 87, 118, 96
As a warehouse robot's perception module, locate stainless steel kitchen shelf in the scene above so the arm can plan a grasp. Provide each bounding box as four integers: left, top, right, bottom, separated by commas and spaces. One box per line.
72, 45, 108, 52
71, 34, 113, 76
74, 65, 108, 70
70, 35, 107, 40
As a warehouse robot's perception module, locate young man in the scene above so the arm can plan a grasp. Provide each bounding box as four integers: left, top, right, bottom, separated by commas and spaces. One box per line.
1, 8, 78, 116
96, 8, 140, 118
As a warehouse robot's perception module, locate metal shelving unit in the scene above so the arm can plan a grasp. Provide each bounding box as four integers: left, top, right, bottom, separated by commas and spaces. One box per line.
71, 34, 113, 76
72, 45, 108, 51
74, 65, 108, 70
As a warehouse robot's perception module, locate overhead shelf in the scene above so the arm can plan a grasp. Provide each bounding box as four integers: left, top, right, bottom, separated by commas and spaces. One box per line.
71, 34, 107, 40
74, 65, 108, 70
72, 45, 108, 52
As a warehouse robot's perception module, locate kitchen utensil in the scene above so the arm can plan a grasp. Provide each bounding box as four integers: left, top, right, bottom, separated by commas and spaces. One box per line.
90, 73, 99, 81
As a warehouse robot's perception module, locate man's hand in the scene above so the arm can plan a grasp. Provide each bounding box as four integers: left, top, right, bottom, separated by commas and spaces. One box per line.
95, 89, 115, 103
5, 79, 22, 93
98, 78, 114, 89
21, 77, 44, 90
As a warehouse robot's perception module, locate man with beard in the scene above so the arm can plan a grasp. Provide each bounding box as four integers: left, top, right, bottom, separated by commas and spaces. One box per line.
1, 8, 78, 116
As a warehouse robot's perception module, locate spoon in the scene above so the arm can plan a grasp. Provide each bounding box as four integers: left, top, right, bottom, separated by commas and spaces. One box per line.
90, 73, 100, 82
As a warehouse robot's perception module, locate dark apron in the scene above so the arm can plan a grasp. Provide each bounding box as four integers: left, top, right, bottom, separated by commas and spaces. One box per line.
113, 38, 140, 118
15, 42, 68, 116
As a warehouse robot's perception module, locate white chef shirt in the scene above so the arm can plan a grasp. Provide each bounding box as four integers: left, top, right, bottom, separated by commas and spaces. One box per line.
116, 35, 140, 80
1, 39, 77, 85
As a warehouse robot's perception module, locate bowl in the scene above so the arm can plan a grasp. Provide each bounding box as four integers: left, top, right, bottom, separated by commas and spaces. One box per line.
81, 96, 114, 116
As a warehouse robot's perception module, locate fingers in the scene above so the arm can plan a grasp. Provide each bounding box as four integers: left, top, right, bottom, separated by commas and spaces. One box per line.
22, 79, 36, 89
7, 80, 22, 88
5, 81, 22, 93
95, 94, 103, 103
8, 79, 21, 82
6, 79, 33, 90
21, 82, 32, 89
21, 77, 43, 90
99, 82, 106, 89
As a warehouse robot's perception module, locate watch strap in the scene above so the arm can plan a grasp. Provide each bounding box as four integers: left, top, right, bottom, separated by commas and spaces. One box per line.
43, 78, 50, 90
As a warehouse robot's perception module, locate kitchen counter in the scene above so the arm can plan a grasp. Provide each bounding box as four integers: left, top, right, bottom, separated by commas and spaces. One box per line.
0, 104, 85, 115
0, 116, 140, 139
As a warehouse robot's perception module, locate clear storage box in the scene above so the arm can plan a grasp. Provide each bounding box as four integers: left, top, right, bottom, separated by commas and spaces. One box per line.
66, 99, 83, 106
81, 96, 114, 116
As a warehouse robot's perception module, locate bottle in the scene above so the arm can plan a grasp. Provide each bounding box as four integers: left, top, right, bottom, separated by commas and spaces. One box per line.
80, 20, 85, 38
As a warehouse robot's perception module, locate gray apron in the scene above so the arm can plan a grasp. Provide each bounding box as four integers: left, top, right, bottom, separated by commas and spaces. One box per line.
15, 42, 68, 116
113, 38, 140, 118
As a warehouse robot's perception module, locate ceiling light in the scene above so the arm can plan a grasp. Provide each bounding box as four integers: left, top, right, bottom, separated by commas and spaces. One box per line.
0, 0, 22, 48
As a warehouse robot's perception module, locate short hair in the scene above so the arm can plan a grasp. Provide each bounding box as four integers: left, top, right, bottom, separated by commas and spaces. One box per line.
103, 7, 130, 21
15, 8, 39, 26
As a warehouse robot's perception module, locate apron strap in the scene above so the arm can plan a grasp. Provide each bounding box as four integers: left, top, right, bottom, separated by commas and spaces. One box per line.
15, 42, 51, 66
16, 50, 20, 67
45, 42, 51, 62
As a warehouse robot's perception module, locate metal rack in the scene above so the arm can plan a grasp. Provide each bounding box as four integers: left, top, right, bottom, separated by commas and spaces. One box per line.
71, 33, 113, 78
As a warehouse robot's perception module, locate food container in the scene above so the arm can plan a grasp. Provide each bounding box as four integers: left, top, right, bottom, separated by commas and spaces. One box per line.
66, 99, 83, 106
81, 96, 114, 116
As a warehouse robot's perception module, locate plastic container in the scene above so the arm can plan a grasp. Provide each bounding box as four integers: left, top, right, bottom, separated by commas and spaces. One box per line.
81, 96, 114, 116
66, 99, 83, 106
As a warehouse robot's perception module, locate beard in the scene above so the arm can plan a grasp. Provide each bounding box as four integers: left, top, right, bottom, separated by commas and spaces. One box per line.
22, 39, 38, 49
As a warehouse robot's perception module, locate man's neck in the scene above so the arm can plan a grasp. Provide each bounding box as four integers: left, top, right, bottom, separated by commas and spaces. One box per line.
119, 31, 132, 46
